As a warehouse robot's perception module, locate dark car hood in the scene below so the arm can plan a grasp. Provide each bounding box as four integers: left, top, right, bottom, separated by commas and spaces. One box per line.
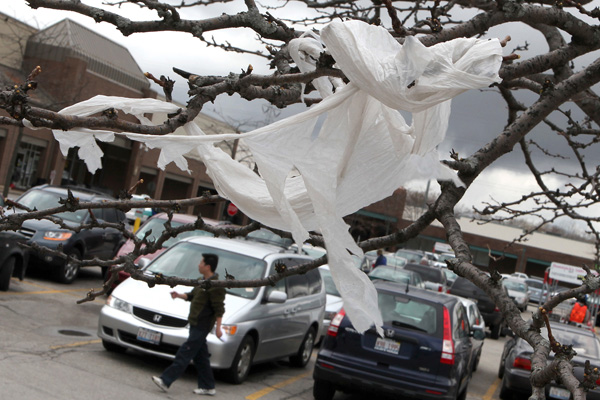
21, 216, 78, 231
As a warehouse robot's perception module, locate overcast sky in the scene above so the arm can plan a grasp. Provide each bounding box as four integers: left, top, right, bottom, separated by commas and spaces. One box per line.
2, 1, 600, 230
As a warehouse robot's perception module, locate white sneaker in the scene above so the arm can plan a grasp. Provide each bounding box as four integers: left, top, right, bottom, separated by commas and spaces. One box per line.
193, 388, 216, 396
152, 376, 168, 392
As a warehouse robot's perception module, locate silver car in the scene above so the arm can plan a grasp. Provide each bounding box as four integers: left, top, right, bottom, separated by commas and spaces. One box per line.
98, 236, 326, 383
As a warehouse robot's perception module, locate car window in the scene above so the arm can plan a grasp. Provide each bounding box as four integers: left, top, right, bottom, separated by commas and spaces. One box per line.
369, 267, 410, 283
378, 292, 439, 334
394, 250, 423, 263
526, 279, 543, 289
503, 280, 527, 292
287, 273, 309, 298
405, 265, 444, 283
146, 241, 267, 299
306, 268, 322, 295
454, 304, 470, 339
319, 268, 340, 297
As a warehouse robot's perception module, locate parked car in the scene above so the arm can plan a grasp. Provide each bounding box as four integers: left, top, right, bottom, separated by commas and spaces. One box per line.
367, 265, 425, 289
510, 272, 529, 280
403, 263, 448, 292
106, 213, 222, 290
502, 278, 530, 312
98, 236, 325, 384
0, 197, 30, 291
457, 297, 485, 372
525, 277, 545, 304
498, 322, 600, 400
449, 276, 507, 339
13, 185, 128, 283
394, 249, 426, 264
124, 193, 153, 226
318, 265, 343, 343
313, 281, 484, 400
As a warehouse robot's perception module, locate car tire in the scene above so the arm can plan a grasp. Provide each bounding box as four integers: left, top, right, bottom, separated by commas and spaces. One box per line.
472, 349, 481, 372
55, 248, 81, 284
313, 379, 335, 400
290, 327, 316, 368
0, 256, 16, 291
456, 387, 468, 400
490, 321, 502, 339
499, 374, 513, 399
102, 339, 127, 353
223, 335, 255, 384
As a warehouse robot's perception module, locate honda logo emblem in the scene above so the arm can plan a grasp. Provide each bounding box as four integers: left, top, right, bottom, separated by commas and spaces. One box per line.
153, 314, 163, 323
385, 329, 395, 338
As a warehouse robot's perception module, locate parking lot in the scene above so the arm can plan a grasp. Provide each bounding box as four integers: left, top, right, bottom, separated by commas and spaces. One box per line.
0, 266, 515, 400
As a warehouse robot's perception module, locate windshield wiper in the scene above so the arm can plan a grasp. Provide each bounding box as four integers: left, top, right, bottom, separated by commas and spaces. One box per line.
390, 320, 427, 332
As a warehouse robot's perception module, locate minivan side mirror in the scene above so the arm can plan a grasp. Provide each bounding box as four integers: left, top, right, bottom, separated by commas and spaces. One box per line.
266, 290, 287, 303
471, 327, 486, 340
137, 257, 151, 269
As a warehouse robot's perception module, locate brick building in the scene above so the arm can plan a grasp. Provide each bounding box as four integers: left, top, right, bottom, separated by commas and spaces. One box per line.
0, 13, 408, 230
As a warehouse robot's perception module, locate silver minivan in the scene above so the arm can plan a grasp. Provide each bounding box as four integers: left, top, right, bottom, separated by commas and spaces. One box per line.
98, 236, 326, 383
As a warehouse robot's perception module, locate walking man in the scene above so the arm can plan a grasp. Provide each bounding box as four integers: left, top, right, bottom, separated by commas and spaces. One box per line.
152, 253, 226, 396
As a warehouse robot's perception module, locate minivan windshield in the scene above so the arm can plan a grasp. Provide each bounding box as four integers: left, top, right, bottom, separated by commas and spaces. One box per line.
136, 217, 213, 248
18, 189, 89, 223
147, 241, 267, 299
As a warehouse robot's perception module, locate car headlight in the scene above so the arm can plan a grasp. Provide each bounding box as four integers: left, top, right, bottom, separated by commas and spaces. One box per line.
43, 231, 73, 241
217, 325, 237, 336
106, 295, 132, 313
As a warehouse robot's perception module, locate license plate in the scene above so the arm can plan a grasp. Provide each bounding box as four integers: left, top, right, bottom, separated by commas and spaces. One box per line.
374, 337, 400, 354
549, 386, 570, 400
137, 327, 161, 345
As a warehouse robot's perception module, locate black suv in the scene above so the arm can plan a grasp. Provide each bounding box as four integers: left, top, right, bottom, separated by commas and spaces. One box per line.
0, 196, 29, 291
13, 185, 127, 283
449, 276, 507, 339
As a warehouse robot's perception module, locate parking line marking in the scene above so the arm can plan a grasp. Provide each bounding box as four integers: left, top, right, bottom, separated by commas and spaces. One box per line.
483, 378, 501, 400
245, 371, 312, 400
50, 339, 102, 350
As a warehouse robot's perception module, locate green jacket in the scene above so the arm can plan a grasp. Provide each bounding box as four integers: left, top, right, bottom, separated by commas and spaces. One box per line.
186, 274, 226, 328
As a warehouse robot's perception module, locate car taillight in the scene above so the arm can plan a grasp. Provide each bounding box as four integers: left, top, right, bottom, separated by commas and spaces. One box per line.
513, 357, 531, 370
441, 306, 455, 365
327, 309, 346, 337
438, 286, 443, 292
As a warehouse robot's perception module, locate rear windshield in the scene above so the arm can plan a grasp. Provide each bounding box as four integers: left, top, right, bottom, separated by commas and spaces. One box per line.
378, 291, 439, 334
147, 241, 267, 299
369, 267, 411, 284
405, 265, 443, 283
503, 280, 527, 292
526, 279, 543, 289
451, 277, 486, 295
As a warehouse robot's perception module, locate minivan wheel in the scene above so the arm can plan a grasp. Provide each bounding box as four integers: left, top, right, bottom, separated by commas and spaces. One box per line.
499, 375, 513, 399
290, 327, 316, 368
55, 249, 81, 284
0, 256, 16, 291
223, 335, 255, 384
313, 379, 335, 400
490, 321, 502, 339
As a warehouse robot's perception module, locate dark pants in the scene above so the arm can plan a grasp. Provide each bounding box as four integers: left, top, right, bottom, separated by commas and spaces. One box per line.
160, 324, 215, 390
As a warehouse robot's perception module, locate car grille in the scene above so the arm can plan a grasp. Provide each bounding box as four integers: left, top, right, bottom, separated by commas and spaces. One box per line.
18, 227, 35, 239
132, 307, 188, 328
118, 330, 180, 355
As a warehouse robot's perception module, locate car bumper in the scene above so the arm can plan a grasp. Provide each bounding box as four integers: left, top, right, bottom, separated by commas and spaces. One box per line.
504, 368, 600, 400
97, 305, 241, 369
313, 350, 458, 400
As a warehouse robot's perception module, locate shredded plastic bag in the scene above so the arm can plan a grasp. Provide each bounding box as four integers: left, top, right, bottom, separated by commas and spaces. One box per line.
40, 20, 502, 335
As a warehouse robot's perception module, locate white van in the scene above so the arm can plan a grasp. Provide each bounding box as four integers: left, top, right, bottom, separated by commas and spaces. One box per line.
98, 236, 326, 383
